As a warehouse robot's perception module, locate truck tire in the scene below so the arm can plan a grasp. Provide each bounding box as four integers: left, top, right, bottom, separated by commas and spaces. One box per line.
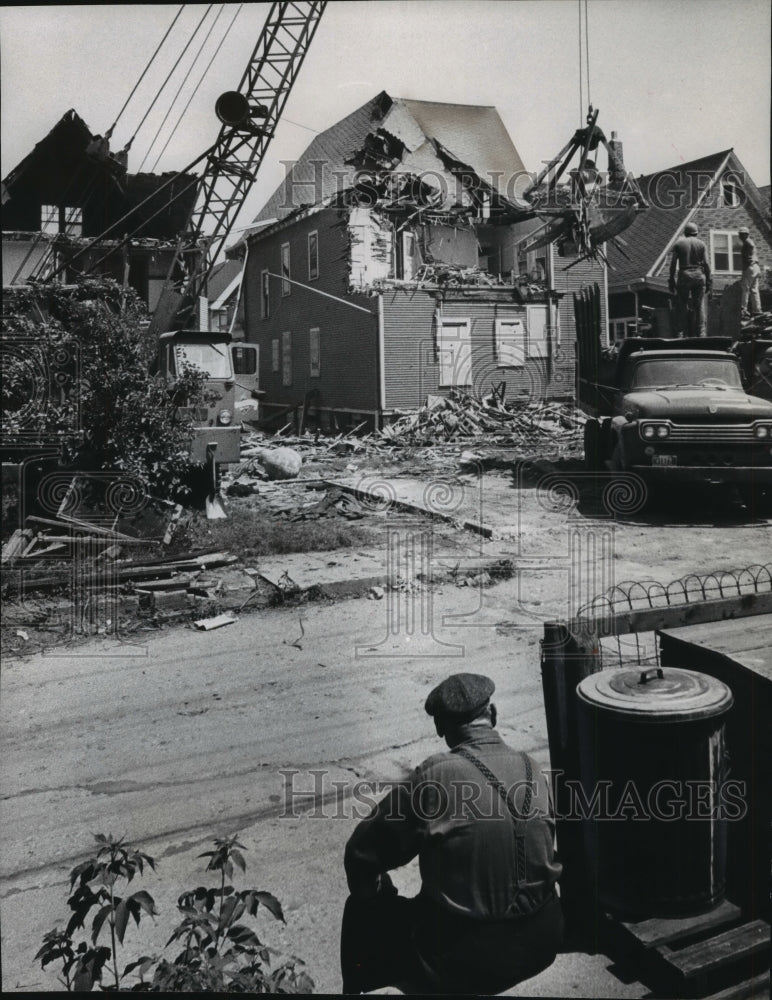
583, 419, 602, 471
740, 485, 772, 518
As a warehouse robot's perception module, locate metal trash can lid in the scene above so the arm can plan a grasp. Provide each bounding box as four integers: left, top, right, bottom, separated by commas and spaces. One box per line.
576, 666, 733, 722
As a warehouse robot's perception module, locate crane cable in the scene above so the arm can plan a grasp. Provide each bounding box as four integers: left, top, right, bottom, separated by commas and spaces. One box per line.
138, 4, 228, 172
578, 0, 592, 121
122, 4, 214, 156
149, 4, 244, 173
105, 5, 185, 141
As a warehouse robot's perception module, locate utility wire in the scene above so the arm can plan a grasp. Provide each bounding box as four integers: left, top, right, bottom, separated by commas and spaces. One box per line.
150, 3, 244, 173
578, 0, 584, 122
138, 4, 227, 172
123, 4, 214, 154
107, 5, 185, 139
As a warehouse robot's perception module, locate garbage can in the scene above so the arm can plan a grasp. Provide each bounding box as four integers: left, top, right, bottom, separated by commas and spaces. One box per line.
576, 665, 733, 918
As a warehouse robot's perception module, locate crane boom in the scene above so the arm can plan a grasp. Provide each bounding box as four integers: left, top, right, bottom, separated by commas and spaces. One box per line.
151, 0, 326, 334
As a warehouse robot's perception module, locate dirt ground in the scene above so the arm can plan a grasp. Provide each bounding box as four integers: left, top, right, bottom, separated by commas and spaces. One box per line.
1, 447, 770, 994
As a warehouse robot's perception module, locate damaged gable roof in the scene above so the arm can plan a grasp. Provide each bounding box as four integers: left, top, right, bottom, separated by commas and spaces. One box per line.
252, 90, 527, 224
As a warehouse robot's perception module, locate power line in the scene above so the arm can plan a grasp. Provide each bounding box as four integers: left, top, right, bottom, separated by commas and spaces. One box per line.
138, 4, 227, 172
107, 5, 185, 139
123, 5, 214, 154
149, 4, 245, 173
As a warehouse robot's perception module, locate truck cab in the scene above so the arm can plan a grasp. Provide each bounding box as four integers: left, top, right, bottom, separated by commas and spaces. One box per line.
580, 337, 772, 507
157, 330, 246, 466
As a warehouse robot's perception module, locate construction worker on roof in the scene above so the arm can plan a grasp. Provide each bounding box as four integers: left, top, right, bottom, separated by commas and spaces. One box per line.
738, 226, 762, 320
669, 221, 712, 337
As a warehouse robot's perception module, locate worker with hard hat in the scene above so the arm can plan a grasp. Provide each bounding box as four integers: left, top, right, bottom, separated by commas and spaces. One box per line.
669, 221, 712, 337
738, 226, 761, 320
340, 672, 563, 994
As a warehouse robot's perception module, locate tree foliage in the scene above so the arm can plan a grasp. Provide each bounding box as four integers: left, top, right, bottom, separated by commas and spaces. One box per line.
1, 278, 208, 496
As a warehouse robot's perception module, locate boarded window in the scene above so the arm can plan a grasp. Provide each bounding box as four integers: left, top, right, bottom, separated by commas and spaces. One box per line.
308, 231, 319, 281
309, 327, 321, 377
526, 306, 550, 359
437, 319, 472, 387
261, 269, 270, 318
281, 243, 291, 296
272, 338, 280, 372
281, 331, 292, 386
495, 318, 526, 367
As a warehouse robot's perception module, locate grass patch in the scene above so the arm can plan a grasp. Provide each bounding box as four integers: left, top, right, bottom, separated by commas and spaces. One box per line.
174, 506, 378, 557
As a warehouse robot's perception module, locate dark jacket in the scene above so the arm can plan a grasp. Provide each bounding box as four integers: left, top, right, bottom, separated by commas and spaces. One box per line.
344, 726, 562, 919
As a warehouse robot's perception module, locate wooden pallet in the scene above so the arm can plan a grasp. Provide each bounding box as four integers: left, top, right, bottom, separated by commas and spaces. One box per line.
609, 901, 770, 998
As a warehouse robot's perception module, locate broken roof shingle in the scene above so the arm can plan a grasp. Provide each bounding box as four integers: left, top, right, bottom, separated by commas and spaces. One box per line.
252, 91, 527, 225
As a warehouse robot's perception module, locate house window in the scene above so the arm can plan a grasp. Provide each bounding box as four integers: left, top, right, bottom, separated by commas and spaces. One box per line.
309, 327, 321, 377
281, 331, 292, 386
609, 318, 637, 344
271, 338, 280, 372
261, 269, 270, 318
308, 231, 319, 281
710, 231, 743, 274
494, 318, 526, 368
63, 206, 83, 237
281, 243, 291, 296
720, 178, 740, 208
41, 204, 58, 234
41, 204, 83, 237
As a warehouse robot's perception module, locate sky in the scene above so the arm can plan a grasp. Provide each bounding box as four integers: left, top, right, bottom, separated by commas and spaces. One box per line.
1, 0, 770, 238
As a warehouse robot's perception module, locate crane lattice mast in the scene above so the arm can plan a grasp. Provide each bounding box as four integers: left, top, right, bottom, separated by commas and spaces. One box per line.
152, 0, 326, 333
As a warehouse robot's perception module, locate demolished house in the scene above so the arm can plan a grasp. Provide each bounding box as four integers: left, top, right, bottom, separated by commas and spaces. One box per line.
606, 149, 772, 342
2, 109, 199, 313
235, 91, 612, 430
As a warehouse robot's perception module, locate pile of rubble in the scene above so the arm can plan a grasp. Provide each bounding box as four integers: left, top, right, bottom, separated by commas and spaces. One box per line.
377, 390, 586, 446
739, 311, 772, 338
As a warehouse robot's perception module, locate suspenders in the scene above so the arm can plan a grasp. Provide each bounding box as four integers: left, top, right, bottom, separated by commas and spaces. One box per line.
453, 745, 533, 888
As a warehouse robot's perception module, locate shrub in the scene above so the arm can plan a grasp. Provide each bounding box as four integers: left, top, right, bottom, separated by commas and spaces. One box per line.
1, 279, 208, 498
36, 833, 313, 993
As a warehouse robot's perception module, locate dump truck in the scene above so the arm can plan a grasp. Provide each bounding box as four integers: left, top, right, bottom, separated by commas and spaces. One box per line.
155, 330, 260, 515
574, 286, 772, 510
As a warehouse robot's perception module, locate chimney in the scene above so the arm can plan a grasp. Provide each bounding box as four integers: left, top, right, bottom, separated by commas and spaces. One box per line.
608, 131, 626, 185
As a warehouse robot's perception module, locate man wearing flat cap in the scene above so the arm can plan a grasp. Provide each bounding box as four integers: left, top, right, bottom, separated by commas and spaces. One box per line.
340, 673, 563, 994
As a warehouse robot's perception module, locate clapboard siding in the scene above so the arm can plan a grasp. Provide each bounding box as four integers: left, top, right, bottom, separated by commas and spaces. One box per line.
382, 290, 559, 410
243, 207, 379, 411
551, 248, 607, 400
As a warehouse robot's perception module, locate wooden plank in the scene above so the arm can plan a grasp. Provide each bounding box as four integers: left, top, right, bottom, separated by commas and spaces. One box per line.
704, 969, 770, 1000
657, 920, 769, 979
660, 617, 772, 675
618, 899, 742, 949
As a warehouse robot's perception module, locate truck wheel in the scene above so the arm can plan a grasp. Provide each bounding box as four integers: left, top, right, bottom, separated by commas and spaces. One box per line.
740, 485, 772, 518
583, 420, 602, 471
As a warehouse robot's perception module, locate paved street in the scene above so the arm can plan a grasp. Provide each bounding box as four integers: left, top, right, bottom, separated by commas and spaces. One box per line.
2, 475, 769, 992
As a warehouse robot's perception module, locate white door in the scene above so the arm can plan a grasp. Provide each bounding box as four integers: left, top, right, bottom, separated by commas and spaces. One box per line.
438, 319, 472, 386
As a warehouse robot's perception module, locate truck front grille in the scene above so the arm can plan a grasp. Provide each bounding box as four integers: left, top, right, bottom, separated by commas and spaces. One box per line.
667, 424, 759, 443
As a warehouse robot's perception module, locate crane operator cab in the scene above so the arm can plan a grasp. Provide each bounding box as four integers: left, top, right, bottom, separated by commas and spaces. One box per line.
156, 330, 261, 514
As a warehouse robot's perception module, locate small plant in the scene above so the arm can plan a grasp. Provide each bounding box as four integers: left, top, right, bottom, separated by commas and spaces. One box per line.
36, 833, 313, 993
